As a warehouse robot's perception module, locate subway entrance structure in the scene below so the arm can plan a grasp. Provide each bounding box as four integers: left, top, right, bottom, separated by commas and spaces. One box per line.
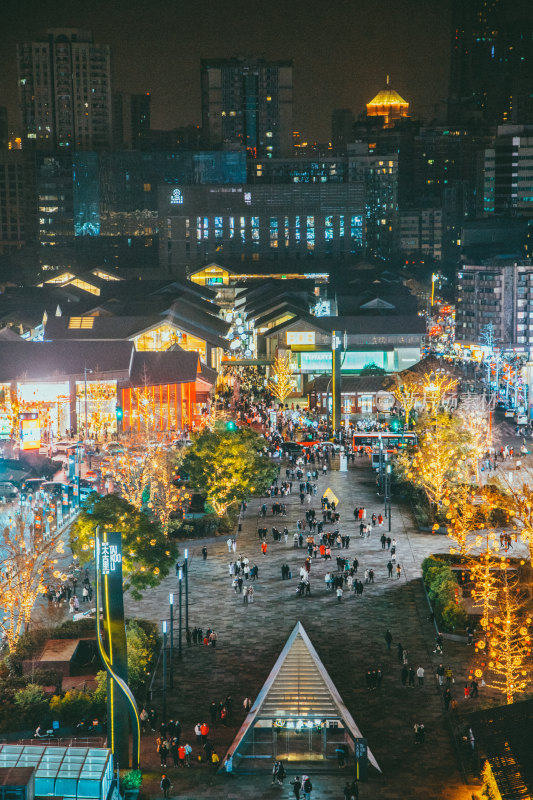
222, 621, 380, 773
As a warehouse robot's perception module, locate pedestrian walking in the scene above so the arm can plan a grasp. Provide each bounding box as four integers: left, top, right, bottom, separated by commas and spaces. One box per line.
290, 776, 302, 800
396, 564, 402, 579
416, 665, 425, 686
160, 776, 172, 798
385, 629, 393, 650
302, 775, 313, 800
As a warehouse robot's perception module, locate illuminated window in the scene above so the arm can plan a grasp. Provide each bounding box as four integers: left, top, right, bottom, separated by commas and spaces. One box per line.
251, 216, 260, 242
196, 216, 201, 241
240, 216, 246, 243
340, 215, 344, 238
229, 216, 235, 239
203, 217, 209, 240
68, 317, 94, 329
143, 183, 151, 192
295, 215, 300, 242
215, 216, 223, 240
270, 217, 278, 248
284, 216, 289, 248
306, 216, 315, 250
325, 215, 333, 241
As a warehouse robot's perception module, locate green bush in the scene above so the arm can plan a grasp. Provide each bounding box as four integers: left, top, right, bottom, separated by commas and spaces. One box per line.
49, 690, 94, 724
14, 683, 46, 708
441, 601, 468, 631
422, 556, 467, 632
121, 770, 143, 790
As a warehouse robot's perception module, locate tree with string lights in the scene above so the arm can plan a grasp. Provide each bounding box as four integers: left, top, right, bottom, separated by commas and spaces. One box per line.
100, 447, 154, 510
476, 569, 532, 704
490, 473, 533, 566
469, 532, 502, 631
0, 513, 66, 650
268, 353, 296, 404
390, 374, 421, 429
445, 484, 488, 558
147, 447, 188, 535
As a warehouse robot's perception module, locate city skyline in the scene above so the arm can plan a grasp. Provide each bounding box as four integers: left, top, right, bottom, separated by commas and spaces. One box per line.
0, 0, 451, 141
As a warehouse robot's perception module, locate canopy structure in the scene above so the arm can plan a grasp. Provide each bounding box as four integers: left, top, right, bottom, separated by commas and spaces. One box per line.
223, 621, 380, 770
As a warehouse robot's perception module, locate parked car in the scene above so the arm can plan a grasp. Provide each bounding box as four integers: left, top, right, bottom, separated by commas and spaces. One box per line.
0, 481, 19, 500
504, 409, 515, 418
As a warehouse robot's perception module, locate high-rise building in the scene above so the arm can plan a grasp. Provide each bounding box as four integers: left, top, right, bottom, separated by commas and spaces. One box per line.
456, 262, 533, 350
448, 0, 533, 126
482, 125, 533, 216
0, 150, 36, 254
112, 92, 151, 149
17, 28, 113, 150
331, 109, 355, 155
200, 57, 293, 158
366, 78, 409, 129
0, 108, 8, 150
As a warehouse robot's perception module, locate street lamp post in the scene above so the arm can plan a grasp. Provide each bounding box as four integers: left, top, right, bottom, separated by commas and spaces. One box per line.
178, 568, 183, 660
378, 432, 384, 495
84, 366, 93, 468
184, 548, 189, 632
162, 621, 167, 719
385, 463, 392, 532
169, 594, 174, 690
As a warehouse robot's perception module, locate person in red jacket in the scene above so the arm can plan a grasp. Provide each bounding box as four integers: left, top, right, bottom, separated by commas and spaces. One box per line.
200, 722, 209, 742
261, 541, 267, 555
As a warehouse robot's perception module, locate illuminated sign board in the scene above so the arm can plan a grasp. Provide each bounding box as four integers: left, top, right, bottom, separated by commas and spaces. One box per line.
0, 413, 10, 440
98, 539, 123, 576
170, 188, 183, 205
287, 331, 315, 345
20, 417, 40, 450
300, 351, 387, 372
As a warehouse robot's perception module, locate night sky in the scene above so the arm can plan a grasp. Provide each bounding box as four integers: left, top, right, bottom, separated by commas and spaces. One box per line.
1, 0, 452, 141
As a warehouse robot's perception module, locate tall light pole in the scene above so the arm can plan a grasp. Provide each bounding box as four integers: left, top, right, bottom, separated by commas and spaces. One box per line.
184, 548, 189, 632
385, 463, 392, 532
178, 568, 183, 660
162, 620, 167, 719
169, 594, 174, 690
84, 366, 93, 467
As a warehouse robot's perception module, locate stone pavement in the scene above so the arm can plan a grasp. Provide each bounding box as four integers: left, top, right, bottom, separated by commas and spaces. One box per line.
123, 459, 482, 800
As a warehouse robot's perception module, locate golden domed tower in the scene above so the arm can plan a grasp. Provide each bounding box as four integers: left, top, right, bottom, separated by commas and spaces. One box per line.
366, 76, 409, 128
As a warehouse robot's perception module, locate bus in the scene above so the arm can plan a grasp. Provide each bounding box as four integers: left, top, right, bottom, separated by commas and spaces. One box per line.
352, 431, 417, 452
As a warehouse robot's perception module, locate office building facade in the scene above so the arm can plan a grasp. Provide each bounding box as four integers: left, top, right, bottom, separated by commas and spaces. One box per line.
456, 262, 533, 350
159, 183, 365, 276
17, 28, 113, 150
201, 57, 293, 157
483, 125, 533, 216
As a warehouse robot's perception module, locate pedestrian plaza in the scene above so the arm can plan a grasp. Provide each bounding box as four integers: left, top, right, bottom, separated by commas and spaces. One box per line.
123, 458, 483, 799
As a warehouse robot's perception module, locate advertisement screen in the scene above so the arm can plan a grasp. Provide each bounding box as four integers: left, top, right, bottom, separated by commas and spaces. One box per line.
20, 418, 40, 450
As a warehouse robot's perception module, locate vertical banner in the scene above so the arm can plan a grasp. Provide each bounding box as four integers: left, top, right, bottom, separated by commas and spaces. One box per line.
96, 530, 140, 768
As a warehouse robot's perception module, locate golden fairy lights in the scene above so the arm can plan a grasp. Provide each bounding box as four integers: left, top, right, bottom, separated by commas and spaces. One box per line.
475, 570, 532, 705
268, 353, 296, 404
0, 513, 65, 650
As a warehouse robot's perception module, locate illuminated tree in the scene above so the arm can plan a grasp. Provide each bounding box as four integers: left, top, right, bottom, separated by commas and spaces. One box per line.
469, 532, 501, 630
183, 427, 278, 517
422, 371, 458, 413
147, 447, 187, 535
130, 384, 157, 439
476, 570, 532, 704
390, 374, 420, 429
491, 474, 533, 566
0, 513, 66, 650
70, 494, 177, 600
400, 413, 467, 515
101, 447, 154, 510
444, 484, 488, 558
268, 353, 296, 404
